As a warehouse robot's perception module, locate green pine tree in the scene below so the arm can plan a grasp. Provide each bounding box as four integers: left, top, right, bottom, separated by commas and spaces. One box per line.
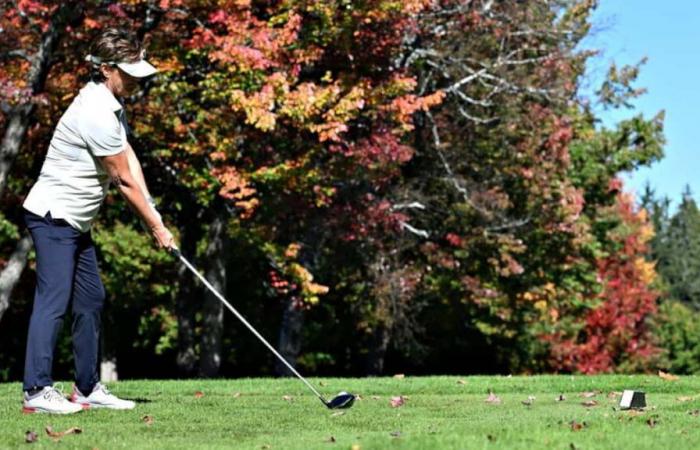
656, 186, 700, 308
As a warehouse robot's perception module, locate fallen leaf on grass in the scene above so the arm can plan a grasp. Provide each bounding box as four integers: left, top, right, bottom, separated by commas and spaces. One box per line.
327, 436, 336, 443
25, 430, 38, 443
607, 391, 622, 399
522, 396, 536, 406
330, 411, 345, 417
485, 391, 501, 404
677, 396, 694, 402
390, 396, 405, 408
647, 417, 658, 428
194, 391, 204, 398
456, 379, 466, 385
282, 395, 293, 402
393, 374, 405, 379
390, 431, 402, 438
261, 445, 270, 449
581, 400, 598, 407
45, 426, 82, 442
232, 392, 241, 398
351, 444, 361, 450
371, 395, 381, 400
487, 434, 496, 442
556, 394, 567, 402
580, 391, 600, 398
658, 370, 679, 381
688, 409, 700, 416
570, 420, 587, 431
355, 395, 363, 401
142, 415, 154, 426
626, 410, 646, 417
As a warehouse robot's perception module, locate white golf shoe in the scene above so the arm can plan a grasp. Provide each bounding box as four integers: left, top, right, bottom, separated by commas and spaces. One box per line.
70, 383, 135, 410
23, 385, 84, 414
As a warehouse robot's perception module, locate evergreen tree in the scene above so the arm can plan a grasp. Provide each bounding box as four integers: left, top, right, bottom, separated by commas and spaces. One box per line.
656, 186, 700, 308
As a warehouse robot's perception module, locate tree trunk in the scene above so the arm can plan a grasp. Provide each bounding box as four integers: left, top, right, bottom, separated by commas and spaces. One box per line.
366, 323, 392, 375
0, 3, 83, 196
0, 104, 35, 196
274, 217, 330, 376
275, 300, 304, 376
175, 281, 198, 376
0, 234, 32, 322
0, 4, 84, 322
198, 214, 226, 377
175, 221, 201, 376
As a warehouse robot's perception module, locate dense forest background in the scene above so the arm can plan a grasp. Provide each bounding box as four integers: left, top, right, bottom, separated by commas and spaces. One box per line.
1, 0, 697, 381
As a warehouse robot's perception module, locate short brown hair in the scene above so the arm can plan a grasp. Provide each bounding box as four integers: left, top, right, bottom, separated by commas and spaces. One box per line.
88, 28, 143, 81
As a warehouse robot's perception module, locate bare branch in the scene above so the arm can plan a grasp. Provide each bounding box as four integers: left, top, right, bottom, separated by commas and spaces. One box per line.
456, 105, 498, 124
399, 221, 429, 238
392, 202, 426, 211
1, 49, 32, 62
478, 72, 555, 100
450, 88, 493, 107
486, 216, 532, 232
444, 68, 487, 92
425, 111, 491, 216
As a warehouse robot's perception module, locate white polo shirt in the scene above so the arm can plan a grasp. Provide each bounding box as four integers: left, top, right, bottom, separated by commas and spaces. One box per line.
24, 82, 128, 232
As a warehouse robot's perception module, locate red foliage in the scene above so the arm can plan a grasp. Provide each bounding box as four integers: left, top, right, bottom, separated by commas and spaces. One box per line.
346, 128, 414, 168
445, 233, 463, 247
547, 184, 660, 373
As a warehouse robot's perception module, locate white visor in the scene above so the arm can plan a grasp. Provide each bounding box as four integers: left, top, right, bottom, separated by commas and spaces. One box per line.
116, 59, 157, 78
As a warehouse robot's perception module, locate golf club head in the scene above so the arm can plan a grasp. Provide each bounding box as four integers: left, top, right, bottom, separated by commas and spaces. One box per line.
326, 391, 355, 409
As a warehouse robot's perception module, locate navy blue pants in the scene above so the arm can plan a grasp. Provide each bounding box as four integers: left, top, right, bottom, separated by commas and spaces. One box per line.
23, 210, 105, 394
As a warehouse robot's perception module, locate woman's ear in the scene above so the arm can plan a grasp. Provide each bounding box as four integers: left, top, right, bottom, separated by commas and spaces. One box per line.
99, 64, 114, 80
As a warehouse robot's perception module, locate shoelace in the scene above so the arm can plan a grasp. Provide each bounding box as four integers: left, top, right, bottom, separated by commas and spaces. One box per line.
96, 383, 112, 396
43, 384, 67, 403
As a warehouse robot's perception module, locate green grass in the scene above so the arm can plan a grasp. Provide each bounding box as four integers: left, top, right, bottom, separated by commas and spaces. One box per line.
3, 375, 700, 449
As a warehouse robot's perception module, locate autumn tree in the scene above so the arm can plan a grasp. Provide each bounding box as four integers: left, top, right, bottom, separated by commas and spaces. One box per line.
370, 0, 665, 373
127, 0, 443, 375
548, 186, 661, 373
0, 0, 670, 379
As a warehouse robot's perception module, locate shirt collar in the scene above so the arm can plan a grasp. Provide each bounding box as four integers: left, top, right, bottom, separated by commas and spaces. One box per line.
84, 81, 123, 113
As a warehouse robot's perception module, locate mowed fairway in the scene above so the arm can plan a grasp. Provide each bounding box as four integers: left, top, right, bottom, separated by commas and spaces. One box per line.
2, 375, 700, 449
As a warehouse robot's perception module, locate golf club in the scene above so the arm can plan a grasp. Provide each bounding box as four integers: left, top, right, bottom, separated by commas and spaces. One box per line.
170, 247, 355, 410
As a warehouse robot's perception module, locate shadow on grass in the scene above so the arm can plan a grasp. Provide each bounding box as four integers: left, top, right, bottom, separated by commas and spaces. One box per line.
124, 397, 153, 403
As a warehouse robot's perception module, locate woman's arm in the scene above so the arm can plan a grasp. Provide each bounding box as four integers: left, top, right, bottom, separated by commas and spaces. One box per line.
124, 141, 152, 200
123, 141, 161, 221
100, 151, 175, 248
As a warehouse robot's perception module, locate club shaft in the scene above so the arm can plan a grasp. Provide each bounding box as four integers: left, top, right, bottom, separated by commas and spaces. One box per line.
177, 253, 327, 403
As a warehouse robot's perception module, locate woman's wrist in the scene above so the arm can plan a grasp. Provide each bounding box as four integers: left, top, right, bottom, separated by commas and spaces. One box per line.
145, 196, 162, 225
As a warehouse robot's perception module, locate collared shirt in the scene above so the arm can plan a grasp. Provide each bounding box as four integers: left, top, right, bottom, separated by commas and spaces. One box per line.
24, 81, 128, 232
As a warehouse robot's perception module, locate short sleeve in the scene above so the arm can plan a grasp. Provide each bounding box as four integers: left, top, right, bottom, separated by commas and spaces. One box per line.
80, 109, 126, 157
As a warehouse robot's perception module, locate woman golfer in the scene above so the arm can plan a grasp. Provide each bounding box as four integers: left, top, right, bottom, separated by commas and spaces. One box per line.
21, 28, 175, 414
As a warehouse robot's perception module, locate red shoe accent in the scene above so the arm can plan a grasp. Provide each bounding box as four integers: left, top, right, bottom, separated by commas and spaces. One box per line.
22, 407, 36, 414
69, 393, 90, 409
